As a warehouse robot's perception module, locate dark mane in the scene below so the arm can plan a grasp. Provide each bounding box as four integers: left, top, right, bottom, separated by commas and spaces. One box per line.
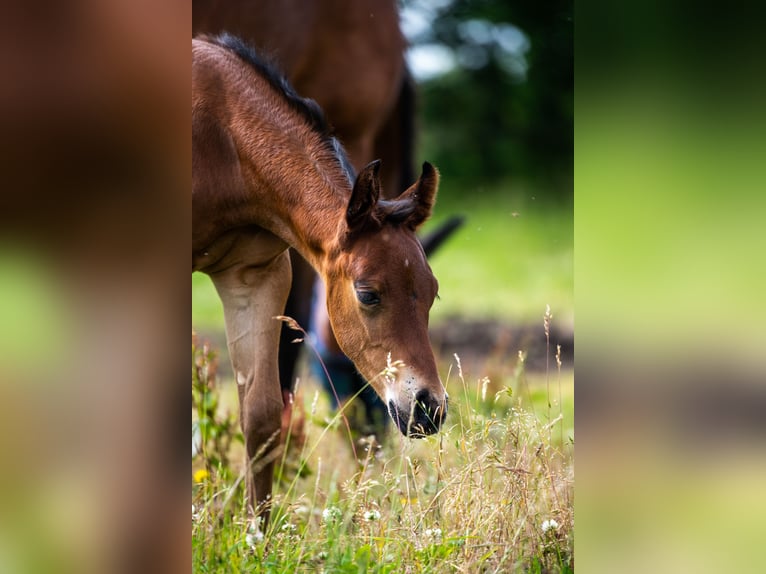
204, 32, 356, 182
377, 199, 418, 225
210, 33, 330, 136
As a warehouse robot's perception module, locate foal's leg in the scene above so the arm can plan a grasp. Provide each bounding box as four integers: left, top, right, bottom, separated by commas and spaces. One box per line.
209, 249, 291, 522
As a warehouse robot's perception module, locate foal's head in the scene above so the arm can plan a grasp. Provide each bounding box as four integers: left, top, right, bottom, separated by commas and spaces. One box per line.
325, 160, 447, 437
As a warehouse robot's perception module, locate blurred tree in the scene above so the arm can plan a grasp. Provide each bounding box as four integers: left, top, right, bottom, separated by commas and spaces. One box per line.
403, 0, 572, 196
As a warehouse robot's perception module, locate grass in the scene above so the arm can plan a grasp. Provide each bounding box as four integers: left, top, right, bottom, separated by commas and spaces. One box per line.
425, 181, 572, 328
192, 178, 573, 571
192, 335, 574, 573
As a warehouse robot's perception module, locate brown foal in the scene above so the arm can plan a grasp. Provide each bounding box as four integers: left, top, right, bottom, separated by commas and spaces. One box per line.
192, 36, 447, 522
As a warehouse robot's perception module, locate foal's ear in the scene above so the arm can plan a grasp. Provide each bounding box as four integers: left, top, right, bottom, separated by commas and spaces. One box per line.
347, 159, 382, 229
398, 162, 439, 230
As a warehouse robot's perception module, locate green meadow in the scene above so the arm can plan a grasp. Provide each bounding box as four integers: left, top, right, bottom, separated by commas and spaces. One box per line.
192, 178, 573, 572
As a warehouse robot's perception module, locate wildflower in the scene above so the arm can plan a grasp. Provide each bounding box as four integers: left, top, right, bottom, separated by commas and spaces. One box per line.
541, 519, 559, 534
322, 506, 342, 523
193, 468, 209, 483
281, 522, 297, 533
246, 529, 264, 547
246, 518, 264, 547
424, 528, 442, 542
363, 509, 381, 522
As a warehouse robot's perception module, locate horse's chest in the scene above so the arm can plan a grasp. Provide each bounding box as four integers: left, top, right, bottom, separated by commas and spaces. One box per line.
192, 226, 288, 274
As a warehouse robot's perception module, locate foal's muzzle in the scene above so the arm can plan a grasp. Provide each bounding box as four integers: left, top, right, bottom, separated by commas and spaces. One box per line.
388, 389, 448, 438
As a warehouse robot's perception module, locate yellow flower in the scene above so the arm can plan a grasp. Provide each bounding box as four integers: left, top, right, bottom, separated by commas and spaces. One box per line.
193, 468, 209, 483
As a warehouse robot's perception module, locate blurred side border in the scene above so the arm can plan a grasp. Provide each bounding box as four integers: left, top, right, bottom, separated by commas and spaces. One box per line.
576, 1, 766, 572
0, 1, 190, 573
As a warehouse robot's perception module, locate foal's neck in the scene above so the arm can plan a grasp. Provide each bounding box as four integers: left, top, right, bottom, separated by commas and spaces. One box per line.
232, 102, 350, 273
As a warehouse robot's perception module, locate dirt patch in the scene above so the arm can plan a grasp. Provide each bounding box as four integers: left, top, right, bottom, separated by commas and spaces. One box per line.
429, 316, 574, 374
194, 316, 573, 381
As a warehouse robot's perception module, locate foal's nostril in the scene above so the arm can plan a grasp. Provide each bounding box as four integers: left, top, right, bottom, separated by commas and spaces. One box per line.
413, 389, 447, 432
388, 390, 447, 437
414, 388, 431, 405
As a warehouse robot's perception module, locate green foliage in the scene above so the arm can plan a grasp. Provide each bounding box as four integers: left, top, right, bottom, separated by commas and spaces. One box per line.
192, 333, 242, 479
407, 0, 573, 191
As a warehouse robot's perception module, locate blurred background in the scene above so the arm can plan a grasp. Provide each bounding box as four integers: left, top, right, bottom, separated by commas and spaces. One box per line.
576, 2, 766, 572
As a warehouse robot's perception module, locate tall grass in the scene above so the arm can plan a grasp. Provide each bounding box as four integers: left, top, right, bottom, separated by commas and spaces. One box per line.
192, 178, 573, 571
192, 330, 574, 573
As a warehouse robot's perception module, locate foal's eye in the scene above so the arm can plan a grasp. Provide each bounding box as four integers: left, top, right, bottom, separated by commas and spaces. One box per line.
356, 290, 380, 306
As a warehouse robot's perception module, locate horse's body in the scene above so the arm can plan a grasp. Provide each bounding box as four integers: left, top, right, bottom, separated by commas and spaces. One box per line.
192, 1, 415, 427
192, 35, 447, 519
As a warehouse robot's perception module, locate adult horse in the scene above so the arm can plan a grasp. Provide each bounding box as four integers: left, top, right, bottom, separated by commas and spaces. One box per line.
192, 35, 448, 520
192, 0, 423, 431
192, 0, 411, 195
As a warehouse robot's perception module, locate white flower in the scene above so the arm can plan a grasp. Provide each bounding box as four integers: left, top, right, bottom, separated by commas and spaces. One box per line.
322, 506, 342, 523
424, 528, 442, 541
363, 509, 381, 522
281, 522, 297, 532
541, 519, 559, 533
246, 518, 264, 547
246, 529, 264, 547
